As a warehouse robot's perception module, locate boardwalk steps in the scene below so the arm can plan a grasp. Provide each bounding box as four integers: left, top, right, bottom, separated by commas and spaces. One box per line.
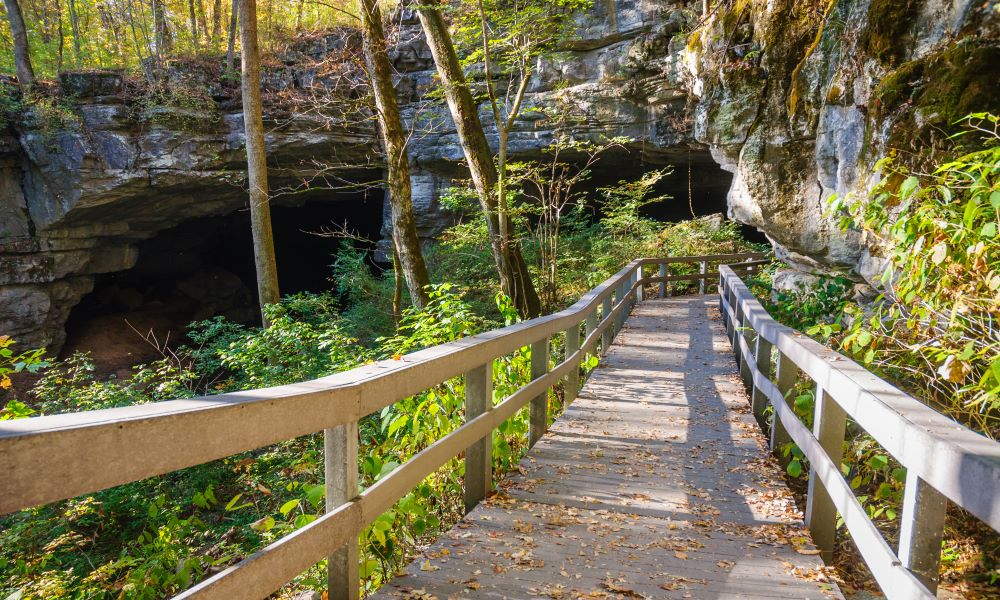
373, 297, 841, 599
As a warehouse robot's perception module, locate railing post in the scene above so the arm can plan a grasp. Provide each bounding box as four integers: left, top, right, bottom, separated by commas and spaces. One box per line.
464, 363, 493, 514
325, 422, 359, 600
751, 331, 772, 421
602, 296, 612, 353
699, 260, 707, 294
738, 307, 756, 393
658, 263, 666, 298
899, 473, 947, 593
733, 299, 745, 373
806, 385, 847, 563
718, 274, 726, 325
723, 284, 735, 341
529, 337, 549, 447
586, 308, 598, 354
770, 350, 795, 454
635, 266, 643, 303
615, 279, 628, 336
564, 323, 581, 405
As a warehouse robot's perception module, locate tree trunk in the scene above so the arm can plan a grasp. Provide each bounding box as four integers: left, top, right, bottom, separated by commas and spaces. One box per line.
391, 242, 403, 325
415, 1, 541, 318
238, 0, 280, 322
3, 0, 35, 89
152, 0, 172, 55
55, 0, 64, 73
197, 0, 208, 45
211, 0, 221, 43
68, 0, 82, 63
188, 0, 199, 50
358, 0, 431, 308
225, 0, 238, 70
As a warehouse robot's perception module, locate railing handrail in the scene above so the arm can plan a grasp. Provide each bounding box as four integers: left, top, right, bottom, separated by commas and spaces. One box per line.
0, 252, 765, 600
718, 265, 1000, 600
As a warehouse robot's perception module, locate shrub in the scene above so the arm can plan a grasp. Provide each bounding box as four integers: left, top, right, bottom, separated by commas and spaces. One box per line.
827, 113, 1000, 434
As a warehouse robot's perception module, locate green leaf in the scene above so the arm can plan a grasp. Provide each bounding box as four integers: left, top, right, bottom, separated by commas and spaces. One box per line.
868, 454, 889, 470
279, 499, 300, 517
304, 484, 325, 508
250, 516, 275, 532
900, 176, 919, 200
360, 559, 379, 579
990, 190, 1000, 209
225, 493, 250, 512
293, 513, 318, 529
982, 222, 997, 238
377, 461, 400, 480
787, 459, 803, 478
891, 468, 907, 483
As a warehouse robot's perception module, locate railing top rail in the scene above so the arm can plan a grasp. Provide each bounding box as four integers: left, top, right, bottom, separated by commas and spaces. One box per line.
0, 252, 763, 515
718, 265, 1000, 532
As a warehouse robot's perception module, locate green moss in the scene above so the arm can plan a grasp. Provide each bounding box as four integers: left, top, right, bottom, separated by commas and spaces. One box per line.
874, 40, 1000, 159
877, 42, 1000, 125
860, 0, 921, 66
787, 0, 839, 118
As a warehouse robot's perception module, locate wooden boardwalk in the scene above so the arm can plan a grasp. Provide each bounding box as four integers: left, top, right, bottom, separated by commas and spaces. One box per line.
374, 296, 843, 599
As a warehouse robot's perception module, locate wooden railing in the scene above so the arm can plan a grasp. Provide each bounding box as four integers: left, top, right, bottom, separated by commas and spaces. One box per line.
0, 252, 764, 600
719, 265, 1000, 599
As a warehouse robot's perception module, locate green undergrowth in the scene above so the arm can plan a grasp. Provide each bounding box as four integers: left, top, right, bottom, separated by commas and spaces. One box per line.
743, 114, 1000, 593
0, 176, 762, 598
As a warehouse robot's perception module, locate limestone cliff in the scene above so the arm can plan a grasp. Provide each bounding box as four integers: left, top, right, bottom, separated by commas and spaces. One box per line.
684, 0, 1000, 283
0, 46, 378, 350
3, 0, 999, 351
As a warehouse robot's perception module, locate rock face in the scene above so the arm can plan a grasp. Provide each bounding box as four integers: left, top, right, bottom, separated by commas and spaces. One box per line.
380, 1, 723, 250
4, 0, 998, 350
1, 49, 379, 350
683, 0, 1000, 282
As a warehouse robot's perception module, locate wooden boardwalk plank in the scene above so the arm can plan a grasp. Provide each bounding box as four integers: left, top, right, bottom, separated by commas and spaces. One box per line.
372, 296, 843, 599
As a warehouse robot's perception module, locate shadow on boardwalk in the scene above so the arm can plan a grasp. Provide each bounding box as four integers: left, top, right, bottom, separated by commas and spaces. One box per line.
373, 296, 842, 600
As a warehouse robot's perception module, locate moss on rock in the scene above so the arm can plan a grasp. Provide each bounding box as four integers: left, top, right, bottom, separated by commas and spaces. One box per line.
860, 0, 921, 66
874, 40, 1000, 153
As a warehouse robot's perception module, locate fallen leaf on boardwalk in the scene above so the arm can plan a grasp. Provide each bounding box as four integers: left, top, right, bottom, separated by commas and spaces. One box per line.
514, 519, 535, 533
795, 548, 822, 555
399, 589, 437, 600
716, 560, 734, 569
601, 579, 646, 599
531, 584, 565, 598
419, 560, 439, 572
674, 551, 688, 560
660, 576, 707, 590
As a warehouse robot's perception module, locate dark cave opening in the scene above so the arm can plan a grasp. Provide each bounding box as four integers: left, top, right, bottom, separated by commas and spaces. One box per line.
575, 146, 767, 243
59, 147, 764, 374
61, 190, 385, 372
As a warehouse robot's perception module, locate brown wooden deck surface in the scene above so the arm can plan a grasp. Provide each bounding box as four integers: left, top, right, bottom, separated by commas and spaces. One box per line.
372, 296, 844, 599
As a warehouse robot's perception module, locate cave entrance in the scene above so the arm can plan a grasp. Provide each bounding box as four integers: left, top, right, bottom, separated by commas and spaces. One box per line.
61, 190, 385, 373
571, 145, 766, 243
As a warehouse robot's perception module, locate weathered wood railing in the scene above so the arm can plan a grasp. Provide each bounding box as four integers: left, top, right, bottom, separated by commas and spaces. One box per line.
719, 265, 1000, 599
0, 252, 764, 600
